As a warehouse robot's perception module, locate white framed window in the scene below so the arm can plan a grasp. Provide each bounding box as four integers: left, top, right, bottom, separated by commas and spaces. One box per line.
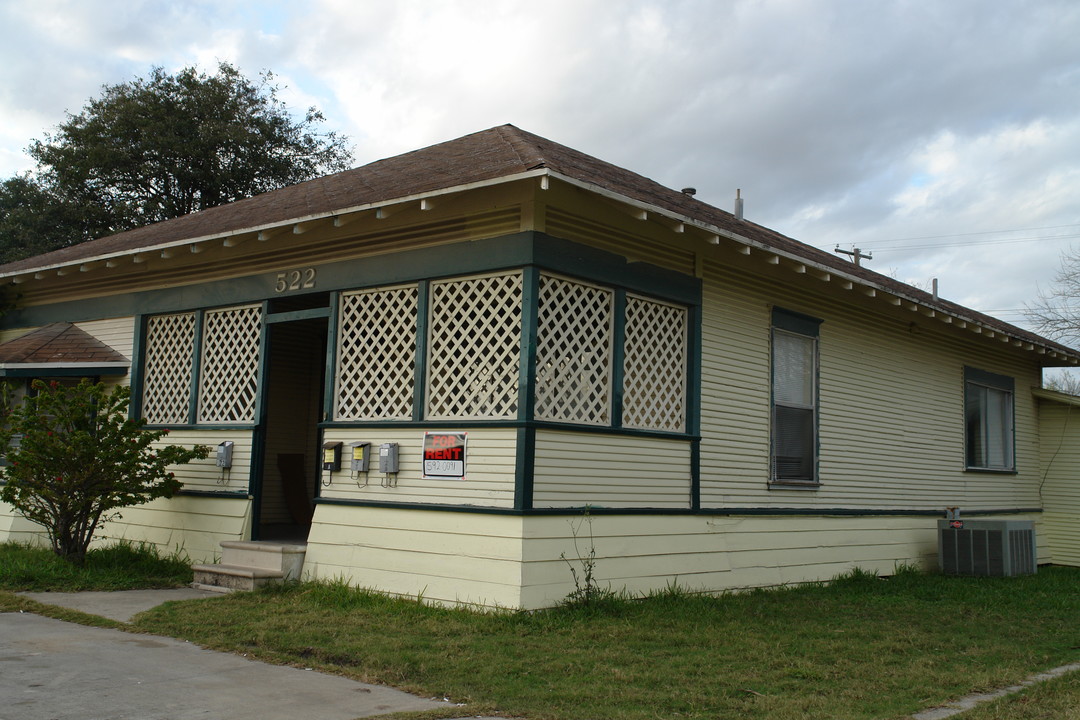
964, 367, 1014, 471
771, 309, 821, 485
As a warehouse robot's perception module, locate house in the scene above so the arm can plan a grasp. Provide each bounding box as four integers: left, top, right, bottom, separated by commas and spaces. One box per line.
1, 125, 1078, 608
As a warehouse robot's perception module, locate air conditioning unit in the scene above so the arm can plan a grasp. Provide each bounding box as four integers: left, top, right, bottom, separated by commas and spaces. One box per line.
938, 519, 1036, 577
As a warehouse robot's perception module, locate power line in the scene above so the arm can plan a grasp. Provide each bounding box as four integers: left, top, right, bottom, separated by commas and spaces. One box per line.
876, 223, 1080, 244
871, 231, 1080, 253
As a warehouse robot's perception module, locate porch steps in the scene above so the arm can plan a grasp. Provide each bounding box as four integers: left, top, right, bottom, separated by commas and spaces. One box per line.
192, 540, 307, 593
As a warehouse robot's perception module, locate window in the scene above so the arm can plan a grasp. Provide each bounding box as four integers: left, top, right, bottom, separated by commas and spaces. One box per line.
771, 309, 821, 485
965, 367, 1014, 471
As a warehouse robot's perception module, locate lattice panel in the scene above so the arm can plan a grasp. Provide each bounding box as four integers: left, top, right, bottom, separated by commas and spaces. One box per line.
535, 274, 613, 424
623, 295, 687, 432
335, 285, 418, 420
198, 305, 262, 424
426, 272, 522, 419
142, 312, 195, 424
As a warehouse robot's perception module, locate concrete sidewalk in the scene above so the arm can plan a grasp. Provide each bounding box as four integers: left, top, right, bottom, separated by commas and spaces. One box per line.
19, 587, 226, 622
5, 588, 467, 720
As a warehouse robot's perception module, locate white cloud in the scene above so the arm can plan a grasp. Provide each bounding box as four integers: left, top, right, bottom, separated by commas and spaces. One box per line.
1, 0, 1079, 336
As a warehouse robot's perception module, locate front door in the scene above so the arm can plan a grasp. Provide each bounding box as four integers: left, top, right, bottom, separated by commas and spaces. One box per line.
254, 313, 328, 541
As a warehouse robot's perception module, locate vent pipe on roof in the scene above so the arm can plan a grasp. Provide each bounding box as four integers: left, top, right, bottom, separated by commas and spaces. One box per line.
681, 187, 697, 197
734, 189, 744, 221
932, 278, 939, 301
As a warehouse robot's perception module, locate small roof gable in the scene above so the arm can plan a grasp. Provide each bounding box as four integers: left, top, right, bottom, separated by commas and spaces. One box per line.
0, 323, 128, 376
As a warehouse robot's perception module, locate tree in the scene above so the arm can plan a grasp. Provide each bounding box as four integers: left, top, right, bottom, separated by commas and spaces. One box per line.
1028, 251, 1080, 349
1, 62, 353, 258
0, 380, 209, 565
0, 174, 90, 263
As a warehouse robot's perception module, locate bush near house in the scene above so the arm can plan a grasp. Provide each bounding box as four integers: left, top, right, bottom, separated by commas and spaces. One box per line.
0, 379, 208, 565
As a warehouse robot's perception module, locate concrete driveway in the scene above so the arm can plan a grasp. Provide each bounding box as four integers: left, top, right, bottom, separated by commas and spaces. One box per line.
2, 589, 451, 720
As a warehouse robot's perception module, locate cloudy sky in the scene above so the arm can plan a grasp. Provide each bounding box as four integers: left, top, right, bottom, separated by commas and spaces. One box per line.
2, 0, 1079, 336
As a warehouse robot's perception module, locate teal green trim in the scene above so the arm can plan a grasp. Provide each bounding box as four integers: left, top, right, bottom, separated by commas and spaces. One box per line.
177, 489, 250, 499
514, 426, 536, 511
187, 311, 204, 424
412, 281, 430, 422
310, 498, 1040, 518
4, 232, 702, 330
324, 291, 341, 422
519, 266, 539, 423
965, 366, 1014, 392
144, 424, 258, 431
611, 290, 627, 428
770, 310, 821, 486
964, 366, 1016, 472
248, 303, 272, 540
267, 307, 330, 324
318, 417, 698, 441
532, 235, 700, 304
690, 441, 701, 511
687, 303, 702, 511
771, 307, 822, 337
0, 366, 126, 378
3, 233, 539, 329
130, 315, 146, 420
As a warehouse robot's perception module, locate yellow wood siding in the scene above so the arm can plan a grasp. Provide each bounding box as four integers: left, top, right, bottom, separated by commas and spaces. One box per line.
1039, 400, 1080, 566
92, 495, 252, 562
518, 513, 1032, 609
532, 430, 691, 508
303, 504, 524, 607
77, 316, 135, 388
318, 428, 516, 507
0, 499, 49, 546
152, 429, 254, 494
699, 257, 1043, 511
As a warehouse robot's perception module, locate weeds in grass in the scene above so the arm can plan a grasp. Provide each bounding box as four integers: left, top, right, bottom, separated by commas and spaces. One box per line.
559, 507, 618, 608
0, 540, 192, 591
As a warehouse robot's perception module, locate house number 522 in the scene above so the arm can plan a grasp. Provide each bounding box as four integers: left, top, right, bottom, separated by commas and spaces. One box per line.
274, 268, 316, 293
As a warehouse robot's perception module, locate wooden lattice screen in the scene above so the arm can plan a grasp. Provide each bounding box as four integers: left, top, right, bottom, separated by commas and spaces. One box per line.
426, 272, 522, 419
335, 285, 418, 420
535, 274, 614, 425
141, 312, 196, 424
622, 295, 687, 432
197, 305, 262, 424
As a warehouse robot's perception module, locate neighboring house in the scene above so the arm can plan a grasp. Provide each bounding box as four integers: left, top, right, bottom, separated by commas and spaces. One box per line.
0, 125, 1077, 608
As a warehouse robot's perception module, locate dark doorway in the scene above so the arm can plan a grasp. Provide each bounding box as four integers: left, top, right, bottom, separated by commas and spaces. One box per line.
256, 316, 328, 541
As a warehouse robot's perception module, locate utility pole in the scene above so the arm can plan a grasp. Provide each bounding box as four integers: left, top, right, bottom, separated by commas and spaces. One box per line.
834, 246, 873, 266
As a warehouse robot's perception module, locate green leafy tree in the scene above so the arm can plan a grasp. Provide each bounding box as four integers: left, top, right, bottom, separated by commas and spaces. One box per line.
0, 380, 209, 565
1, 62, 353, 258
0, 174, 89, 263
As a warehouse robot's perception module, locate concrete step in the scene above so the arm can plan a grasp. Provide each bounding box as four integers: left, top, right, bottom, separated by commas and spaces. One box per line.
192, 541, 308, 593
219, 540, 307, 575
191, 563, 287, 592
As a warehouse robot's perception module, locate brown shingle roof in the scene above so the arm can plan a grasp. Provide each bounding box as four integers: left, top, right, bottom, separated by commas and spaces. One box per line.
0, 323, 128, 365
0, 124, 1073, 358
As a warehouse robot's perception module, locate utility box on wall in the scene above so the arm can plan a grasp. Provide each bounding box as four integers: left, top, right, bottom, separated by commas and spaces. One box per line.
938, 519, 1037, 577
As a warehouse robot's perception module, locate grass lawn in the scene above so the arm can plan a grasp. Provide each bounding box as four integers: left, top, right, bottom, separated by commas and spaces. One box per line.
959, 669, 1080, 720
0, 541, 193, 592
4, 542, 1080, 720
122, 567, 1080, 720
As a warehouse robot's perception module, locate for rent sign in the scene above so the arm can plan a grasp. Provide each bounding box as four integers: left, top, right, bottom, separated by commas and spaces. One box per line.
422, 431, 467, 480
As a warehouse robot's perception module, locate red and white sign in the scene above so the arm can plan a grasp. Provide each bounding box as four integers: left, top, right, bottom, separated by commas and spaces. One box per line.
422, 431, 467, 480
